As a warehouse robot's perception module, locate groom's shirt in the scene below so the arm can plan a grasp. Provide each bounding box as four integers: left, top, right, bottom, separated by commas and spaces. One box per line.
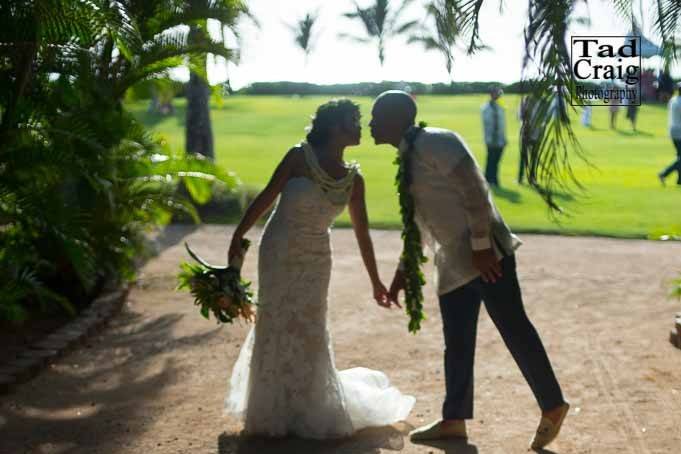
399, 126, 522, 295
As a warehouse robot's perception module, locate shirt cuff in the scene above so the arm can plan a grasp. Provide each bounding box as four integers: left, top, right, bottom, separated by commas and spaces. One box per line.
471, 235, 492, 251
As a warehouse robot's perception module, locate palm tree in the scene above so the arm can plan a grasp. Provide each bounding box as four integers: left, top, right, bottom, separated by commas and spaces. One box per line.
340, 0, 419, 66
288, 11, 319, 65
408, 0, 461, 82
184, 0, 251, 161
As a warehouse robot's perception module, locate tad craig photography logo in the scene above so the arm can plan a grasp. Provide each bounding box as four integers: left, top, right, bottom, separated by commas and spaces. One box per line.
570, 36, 641, 106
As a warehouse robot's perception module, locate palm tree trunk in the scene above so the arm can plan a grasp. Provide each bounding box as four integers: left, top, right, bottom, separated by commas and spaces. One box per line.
185, 25, 214, 160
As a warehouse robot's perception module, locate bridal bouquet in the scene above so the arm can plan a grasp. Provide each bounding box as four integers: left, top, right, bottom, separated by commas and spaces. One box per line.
177, 239, 256, 324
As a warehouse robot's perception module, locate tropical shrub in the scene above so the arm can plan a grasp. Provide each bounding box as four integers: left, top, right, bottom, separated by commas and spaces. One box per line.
0, 0, 245, 323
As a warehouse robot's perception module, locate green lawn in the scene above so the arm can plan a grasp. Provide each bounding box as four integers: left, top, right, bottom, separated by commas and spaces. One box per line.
128, 95, 681, 239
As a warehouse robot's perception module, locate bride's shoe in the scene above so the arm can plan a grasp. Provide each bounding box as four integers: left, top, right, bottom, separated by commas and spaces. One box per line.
409, 419, 467, 441
530, 402, 570, 450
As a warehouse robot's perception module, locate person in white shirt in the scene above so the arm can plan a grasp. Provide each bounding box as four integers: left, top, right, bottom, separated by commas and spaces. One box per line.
369, 91, 568, 450
659, 84, 681, 186
481, 87, 506, 186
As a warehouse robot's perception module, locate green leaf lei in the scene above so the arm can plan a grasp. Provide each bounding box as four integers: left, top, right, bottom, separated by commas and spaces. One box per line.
394, 121, 428, 333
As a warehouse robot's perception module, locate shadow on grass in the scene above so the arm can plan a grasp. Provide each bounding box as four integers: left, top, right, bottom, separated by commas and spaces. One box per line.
0, 309, 222, 453
492, 186, 522, 204
131, 102, 187, 129
614, 129, 653, 137
218, 424, 412, 454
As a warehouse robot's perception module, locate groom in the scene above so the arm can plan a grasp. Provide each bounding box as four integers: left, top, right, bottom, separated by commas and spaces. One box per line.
369, 91, 569, 450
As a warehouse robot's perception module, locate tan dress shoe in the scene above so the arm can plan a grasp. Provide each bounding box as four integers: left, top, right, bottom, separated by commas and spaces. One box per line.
530, 402, 570, 450
409, 419, 467, 441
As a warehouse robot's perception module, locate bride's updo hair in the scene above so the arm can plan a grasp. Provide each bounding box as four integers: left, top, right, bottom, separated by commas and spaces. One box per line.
305, 98, 360, 147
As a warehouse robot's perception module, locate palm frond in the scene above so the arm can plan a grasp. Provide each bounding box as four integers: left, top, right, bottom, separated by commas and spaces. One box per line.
408, 35, 441, 49
337, 32, 372, 44
341, 0, 419, 65
290, 11, 318, 57
449, 0, 486, 54
521, 0, 588, 212
654, 0, 681, 66
101, 0, 143, 60
394, 19, 419, 34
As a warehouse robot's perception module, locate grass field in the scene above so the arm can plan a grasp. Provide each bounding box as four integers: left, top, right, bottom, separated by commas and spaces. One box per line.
128, 94, 680, 239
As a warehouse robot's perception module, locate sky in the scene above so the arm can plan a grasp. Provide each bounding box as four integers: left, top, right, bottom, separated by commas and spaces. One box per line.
169, 0, 672, 89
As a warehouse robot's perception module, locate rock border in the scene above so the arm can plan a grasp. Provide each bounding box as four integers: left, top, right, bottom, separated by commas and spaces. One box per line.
0, 286, 129, 395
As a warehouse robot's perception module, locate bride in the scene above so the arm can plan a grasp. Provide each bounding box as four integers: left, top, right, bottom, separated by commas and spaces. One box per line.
224, 99, 415, 439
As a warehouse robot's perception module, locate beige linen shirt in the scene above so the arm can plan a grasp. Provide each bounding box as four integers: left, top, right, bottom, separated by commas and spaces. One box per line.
399, 126, 522, 296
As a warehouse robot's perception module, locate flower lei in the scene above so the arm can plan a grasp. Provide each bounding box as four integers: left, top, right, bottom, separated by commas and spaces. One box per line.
394, 121, 428, 333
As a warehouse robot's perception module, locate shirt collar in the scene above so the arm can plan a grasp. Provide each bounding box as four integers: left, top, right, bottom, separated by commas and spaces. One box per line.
398, 124, 422, 154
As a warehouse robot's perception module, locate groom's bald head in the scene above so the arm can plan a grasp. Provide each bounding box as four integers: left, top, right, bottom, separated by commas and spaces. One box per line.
370, 90, 417, 146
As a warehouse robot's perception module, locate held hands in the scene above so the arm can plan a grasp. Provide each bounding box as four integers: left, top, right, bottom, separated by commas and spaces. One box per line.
386, 269, 405, 309
472, 248, 503, 283
372, 280, 392, 308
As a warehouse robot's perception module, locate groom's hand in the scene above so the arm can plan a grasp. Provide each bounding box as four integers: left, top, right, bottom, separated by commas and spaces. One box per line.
388, 270, 405, 308
472, 248, 502, 283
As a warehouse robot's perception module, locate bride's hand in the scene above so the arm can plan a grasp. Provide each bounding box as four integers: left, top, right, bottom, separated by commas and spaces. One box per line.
372, 281, 391, 308
228, 234, 245, 265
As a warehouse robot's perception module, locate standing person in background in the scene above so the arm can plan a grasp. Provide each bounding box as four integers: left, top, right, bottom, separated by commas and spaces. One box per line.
659, 83, 681, 186
481, 87, 507, 187
626, 102, 638, 132
580, 105, 592, 128
609, 103, 619, 129
625, 86, 639, 132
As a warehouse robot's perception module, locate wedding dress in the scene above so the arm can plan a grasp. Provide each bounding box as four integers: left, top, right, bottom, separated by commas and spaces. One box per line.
224, 143, 415, 439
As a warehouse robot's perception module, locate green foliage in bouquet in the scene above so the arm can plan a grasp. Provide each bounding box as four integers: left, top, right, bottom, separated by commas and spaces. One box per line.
394, 122, 429, 333
177, 239, 256, 324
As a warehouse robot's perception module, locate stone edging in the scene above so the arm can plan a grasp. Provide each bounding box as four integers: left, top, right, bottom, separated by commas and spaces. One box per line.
0, 286, 129, 395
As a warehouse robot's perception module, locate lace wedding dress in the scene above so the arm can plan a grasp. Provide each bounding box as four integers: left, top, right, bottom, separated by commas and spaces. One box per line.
224, 143, 415, 439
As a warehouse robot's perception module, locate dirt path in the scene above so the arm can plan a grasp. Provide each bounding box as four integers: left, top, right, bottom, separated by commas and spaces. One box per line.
2, 225, 680, 454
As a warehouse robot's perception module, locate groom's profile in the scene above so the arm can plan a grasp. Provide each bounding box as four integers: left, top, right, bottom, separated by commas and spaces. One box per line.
369, 90, 570, 450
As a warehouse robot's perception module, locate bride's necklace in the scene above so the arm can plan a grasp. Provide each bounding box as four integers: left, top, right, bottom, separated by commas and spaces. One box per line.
301, 141, 359, 206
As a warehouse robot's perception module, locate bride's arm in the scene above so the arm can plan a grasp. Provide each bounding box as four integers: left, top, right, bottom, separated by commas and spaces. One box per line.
348, 174, 390, 307
228, 148, 297, 263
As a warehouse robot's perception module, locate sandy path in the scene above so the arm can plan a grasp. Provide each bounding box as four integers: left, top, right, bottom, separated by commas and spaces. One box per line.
1, 225, 680, 454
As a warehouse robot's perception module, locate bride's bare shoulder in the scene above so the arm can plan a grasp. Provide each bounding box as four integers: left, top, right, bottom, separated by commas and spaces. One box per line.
282, 145, 308, 177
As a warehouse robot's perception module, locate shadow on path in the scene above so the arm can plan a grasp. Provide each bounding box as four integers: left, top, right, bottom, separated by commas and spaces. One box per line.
411, 439, 479, 454
218, 424, 412, 454
0, 309, 222, 453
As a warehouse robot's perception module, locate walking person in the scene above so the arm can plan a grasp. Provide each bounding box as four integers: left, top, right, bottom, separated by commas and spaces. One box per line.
369, 91, 569, 450
659, 83, 681, 186
609, 103, 619, 129
481, 87, 507, 187
626, 99, 639, 132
